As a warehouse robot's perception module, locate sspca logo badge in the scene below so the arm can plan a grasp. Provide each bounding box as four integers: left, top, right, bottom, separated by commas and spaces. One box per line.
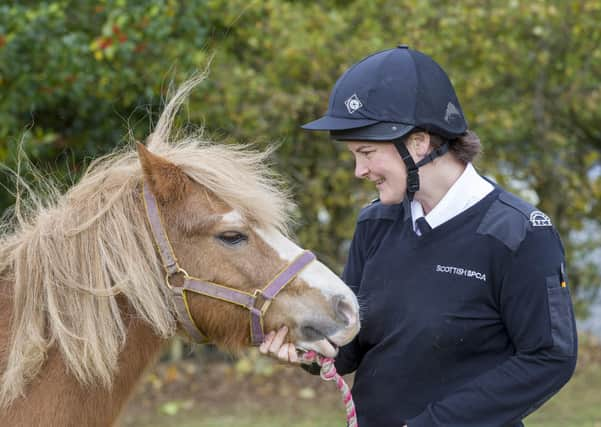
529, 211, 552, 227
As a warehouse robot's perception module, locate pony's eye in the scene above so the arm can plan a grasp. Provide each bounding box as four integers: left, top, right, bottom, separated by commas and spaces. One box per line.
217, 231, 248, 246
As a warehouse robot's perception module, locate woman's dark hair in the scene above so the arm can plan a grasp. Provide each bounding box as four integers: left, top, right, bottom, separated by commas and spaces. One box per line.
429, 130, 482, 163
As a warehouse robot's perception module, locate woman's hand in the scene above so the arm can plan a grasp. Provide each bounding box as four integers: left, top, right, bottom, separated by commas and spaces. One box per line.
259, 326, 300, 364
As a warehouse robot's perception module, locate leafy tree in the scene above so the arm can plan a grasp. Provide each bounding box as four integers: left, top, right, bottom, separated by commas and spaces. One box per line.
1, 0, 600, 314
0, 0, 210, 202
200, 0, 601, 313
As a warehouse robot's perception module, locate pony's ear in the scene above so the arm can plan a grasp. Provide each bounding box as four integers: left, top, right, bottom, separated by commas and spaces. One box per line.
137, 142, 190, 203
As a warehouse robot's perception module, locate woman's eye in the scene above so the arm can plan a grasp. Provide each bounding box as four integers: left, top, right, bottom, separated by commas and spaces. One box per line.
217, 231, 248, 246
361, 151, 374, 157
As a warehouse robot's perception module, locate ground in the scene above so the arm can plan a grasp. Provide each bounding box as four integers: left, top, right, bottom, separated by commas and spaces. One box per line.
121, 337, 601, 427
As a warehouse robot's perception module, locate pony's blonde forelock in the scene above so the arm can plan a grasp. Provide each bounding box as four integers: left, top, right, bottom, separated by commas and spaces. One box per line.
0, 73, 293, 407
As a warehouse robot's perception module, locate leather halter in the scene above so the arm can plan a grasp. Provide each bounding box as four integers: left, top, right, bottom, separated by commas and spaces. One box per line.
142, 183, 315, 346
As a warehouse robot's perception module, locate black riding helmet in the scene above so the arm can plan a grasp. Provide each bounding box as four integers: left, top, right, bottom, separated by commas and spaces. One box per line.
302, 45, 467, 201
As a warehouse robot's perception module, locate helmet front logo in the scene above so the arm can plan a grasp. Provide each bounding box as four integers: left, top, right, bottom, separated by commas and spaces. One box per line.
345, 94, 363, 114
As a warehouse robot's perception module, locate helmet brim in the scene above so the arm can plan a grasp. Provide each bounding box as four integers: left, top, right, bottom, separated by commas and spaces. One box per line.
330, 122, 414, 141
301, 115, 379, 131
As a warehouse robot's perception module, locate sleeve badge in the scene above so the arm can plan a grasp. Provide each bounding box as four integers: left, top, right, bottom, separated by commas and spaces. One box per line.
529, 210, 552, 227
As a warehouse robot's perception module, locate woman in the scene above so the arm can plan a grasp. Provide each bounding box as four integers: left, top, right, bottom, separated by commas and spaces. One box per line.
260, 46, 577, 426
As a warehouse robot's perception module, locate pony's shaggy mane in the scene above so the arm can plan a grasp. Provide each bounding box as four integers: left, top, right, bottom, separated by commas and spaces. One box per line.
0, 73, 293, 407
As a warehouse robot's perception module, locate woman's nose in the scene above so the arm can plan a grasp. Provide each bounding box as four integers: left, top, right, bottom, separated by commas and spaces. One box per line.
354, 160, 369, 178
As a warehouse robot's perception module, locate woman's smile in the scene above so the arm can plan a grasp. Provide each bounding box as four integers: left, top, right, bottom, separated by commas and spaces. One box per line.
346, 141, 408, 204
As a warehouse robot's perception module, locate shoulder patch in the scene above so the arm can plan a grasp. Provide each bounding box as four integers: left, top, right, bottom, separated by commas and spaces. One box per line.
358, 199, 402, 223
497, 192, 534, 218
478, 193, 531, 252
498, 191, 553, 228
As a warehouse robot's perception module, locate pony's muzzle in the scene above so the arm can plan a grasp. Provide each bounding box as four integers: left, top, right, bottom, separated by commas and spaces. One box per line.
299, 294, 359, 345
333, 294, 356, 327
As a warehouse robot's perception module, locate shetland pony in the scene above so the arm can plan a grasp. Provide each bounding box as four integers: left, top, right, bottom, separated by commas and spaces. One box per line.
0, 76, 360, 426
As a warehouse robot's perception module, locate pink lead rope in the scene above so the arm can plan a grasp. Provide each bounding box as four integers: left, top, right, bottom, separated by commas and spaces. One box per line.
300, 351, 358, 427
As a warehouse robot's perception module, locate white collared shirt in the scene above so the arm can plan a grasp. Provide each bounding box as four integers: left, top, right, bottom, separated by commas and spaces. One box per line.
411, 163, 494, 235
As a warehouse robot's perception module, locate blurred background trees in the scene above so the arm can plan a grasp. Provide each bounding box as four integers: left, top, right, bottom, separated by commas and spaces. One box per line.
1, 0, 600, 316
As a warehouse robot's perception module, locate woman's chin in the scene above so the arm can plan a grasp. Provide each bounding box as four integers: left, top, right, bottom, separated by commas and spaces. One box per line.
378, 191, 404, 205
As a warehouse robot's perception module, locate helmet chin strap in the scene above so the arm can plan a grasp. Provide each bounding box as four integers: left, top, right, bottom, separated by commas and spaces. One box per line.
393, 140, 449, 202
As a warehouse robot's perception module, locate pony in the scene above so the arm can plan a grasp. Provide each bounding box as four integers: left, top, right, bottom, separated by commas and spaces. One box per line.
0, 75, 360, 426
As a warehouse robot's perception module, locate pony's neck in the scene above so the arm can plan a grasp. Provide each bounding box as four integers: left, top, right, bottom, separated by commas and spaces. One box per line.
2, 313, 164, 427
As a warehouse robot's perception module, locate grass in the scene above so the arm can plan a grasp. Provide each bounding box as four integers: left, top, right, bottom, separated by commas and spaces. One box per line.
525, 362, 601, 426
137, 413, 342, 427
123, 399, 345, 427
123, 339, 601, 427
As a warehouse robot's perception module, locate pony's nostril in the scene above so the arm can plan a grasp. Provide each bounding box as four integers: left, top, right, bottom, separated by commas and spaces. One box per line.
333, 294, 355, 326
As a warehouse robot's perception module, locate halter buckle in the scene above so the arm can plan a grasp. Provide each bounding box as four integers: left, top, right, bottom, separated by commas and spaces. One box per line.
252, 289, 272, 315
165, 268, 189, 290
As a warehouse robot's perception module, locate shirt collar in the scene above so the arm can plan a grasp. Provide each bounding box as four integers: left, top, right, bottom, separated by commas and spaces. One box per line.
411, 163, 494, 234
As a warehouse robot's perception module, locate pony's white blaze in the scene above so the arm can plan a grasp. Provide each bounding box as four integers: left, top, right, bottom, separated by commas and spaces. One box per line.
221, 210, 245, 227
254, 227, 347, 298
254, 226, 360, 357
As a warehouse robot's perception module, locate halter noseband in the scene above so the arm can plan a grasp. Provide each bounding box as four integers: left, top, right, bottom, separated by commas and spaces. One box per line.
142, 183, 315, 346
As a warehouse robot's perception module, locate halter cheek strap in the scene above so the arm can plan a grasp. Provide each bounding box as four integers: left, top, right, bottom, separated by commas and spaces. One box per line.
143, 183, 210, 342
143, 182, 180, 276
142, 183, 315, 346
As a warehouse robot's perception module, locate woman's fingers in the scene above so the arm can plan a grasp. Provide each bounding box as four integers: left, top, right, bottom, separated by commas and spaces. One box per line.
268, 326, 288, 354
259, 331, 276, 354
277, 342, 290, 360
259, 326, 300, 364
277, 343, 300, 364
288, 342, 299, 363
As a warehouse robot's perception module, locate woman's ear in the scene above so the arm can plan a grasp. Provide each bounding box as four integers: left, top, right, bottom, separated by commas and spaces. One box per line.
408, 132, 431, 159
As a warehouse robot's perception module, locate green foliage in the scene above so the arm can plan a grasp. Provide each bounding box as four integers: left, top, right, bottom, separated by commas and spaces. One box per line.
1, 1, 600, 310
0, 0, 210, 203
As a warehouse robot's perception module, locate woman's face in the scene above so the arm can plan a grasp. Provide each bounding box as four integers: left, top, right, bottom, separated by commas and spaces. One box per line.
346, 141, 407, 204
